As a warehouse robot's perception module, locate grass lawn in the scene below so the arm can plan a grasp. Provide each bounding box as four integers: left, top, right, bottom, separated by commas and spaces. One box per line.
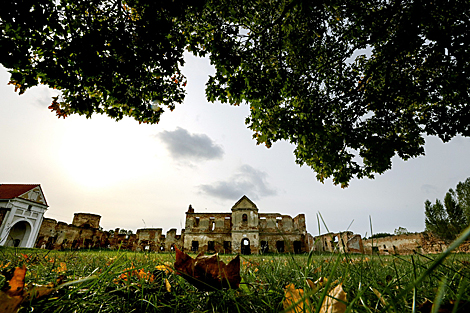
1, 247, 470, 312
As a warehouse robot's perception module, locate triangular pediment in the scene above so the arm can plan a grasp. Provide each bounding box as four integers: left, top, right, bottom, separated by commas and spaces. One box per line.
18, 185, 48, 206
231, 195, 257, 210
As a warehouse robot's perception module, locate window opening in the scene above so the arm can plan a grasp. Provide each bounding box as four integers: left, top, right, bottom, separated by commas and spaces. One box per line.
294, 241, 302, 254
241, 238, 251, 255
261, 241, 269, 253
191, 241, 199, 252
242, 213, 248, 225
223, 241, 231, 253
208, 241, 215, 251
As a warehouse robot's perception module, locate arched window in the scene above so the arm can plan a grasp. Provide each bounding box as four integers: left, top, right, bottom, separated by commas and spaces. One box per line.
242, 214, 248, 223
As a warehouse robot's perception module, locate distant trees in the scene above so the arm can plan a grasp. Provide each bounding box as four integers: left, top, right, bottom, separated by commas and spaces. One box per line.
424, 178, 469, 240
393, 227, 410, 236
369, 233, 392, 239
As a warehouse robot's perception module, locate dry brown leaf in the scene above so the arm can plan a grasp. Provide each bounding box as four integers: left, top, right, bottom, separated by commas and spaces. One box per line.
371, 287, 387, 306
319, 283, 347, 313
307, 277, 328, 293
283, 283, 312, 313
0, 265, 62, 313
173, 247, 240, 290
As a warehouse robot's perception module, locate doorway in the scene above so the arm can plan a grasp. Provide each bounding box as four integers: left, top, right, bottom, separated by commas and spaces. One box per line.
6, 221, 32, 247
241, 238, 251, 255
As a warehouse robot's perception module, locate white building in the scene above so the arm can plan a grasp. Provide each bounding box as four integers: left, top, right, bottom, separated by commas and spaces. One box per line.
0, 184, 48, 248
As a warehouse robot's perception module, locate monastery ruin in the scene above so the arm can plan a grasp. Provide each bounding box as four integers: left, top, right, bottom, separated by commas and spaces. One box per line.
3, 183, 470, 255
33, 195, 309, 254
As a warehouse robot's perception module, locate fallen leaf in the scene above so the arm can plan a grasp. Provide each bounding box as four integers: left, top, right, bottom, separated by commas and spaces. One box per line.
371, 287, 387, 306
53, 262, 67, 273
283, 283, 311, 313
319, 283, 347, 313
155, 264, 173, 274
165, 278, 171, 292
0, 265, 60, 313
174, 247, 240, 290
307, 277, 327, 293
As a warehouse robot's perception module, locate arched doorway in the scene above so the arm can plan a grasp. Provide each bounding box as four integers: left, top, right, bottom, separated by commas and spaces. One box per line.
241, 238, 251, 255
6, 221, 32, 247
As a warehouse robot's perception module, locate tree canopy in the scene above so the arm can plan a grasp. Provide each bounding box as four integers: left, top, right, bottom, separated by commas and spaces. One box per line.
1, 0, 470, 186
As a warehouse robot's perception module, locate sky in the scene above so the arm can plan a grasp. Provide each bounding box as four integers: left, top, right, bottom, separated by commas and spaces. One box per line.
2, 53, 470, 238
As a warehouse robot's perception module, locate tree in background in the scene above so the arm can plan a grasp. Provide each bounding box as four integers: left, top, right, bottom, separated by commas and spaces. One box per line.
393, 227, 409, 236
1, 0, 470, 186
369, 233, 392, 239
425, 180, 468, 240
455, 178, 470, 224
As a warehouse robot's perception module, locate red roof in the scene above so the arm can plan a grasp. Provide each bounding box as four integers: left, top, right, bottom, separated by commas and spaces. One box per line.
0, 184, 47, 206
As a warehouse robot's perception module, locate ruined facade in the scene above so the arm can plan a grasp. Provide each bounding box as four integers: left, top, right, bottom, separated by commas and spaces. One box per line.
310, 231, 364, 254
0, 184, 48, 248
183, 196, 309, 254
363, 232, 470, 255
35, 213, 184, 252
311, 231, 470, 256
34, 196, 309, 254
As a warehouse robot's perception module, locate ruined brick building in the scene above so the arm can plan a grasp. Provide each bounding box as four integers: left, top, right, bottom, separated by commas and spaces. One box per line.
184, 196, 309, 254
32, 195, 309, 254
35, 213, 184, 252
310, 231, 364, 254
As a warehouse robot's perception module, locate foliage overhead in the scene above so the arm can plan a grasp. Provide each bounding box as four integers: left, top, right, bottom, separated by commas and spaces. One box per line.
1, 0, 470, 186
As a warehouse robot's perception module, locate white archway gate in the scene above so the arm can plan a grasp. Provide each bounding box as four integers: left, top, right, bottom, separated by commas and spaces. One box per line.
5, 220, 32, 247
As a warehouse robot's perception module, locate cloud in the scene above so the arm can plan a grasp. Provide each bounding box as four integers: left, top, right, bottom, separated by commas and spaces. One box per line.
157, 127, 224, 161
421, 184, 439, 195
198, 164, 277, 200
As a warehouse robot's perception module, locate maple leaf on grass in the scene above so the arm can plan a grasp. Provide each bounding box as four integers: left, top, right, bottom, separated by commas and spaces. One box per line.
283, 278, 347, 313
0, 265, 63, 313
283, 283, 311, 313
174, 247, 240, 291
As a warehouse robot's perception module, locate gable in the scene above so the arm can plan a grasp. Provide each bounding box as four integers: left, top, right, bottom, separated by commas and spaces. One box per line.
231, 195, 257, 210
0, 184, 48, 206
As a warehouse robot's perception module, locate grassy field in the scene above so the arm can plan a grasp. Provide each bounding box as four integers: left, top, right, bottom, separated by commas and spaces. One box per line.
1, 246, 470, 312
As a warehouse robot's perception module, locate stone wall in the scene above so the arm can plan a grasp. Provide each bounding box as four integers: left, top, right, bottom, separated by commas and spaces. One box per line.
34, 196, 310, 255
35, 213, 183, 252
363, 233, 422, 255
72, 213, 101, 229
311, 231, 364, 254
183, 196, 309, 255
363, 232, 470, 255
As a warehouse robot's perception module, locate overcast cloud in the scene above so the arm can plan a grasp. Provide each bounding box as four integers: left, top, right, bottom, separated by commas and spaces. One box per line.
157, 127, 224, 161
198, 164, 277, 200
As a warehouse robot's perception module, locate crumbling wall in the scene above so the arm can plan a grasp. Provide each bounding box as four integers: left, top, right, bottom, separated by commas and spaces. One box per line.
311, 232, 364, 254
184, 210, 232, 253
35, 214, 184, 252
136, 228, 163, 252
184, 198, 309, 255
257, 214, 307, 254
165, 228, 184, 251
363, 233, 422, 255
72, 213, 101, 229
